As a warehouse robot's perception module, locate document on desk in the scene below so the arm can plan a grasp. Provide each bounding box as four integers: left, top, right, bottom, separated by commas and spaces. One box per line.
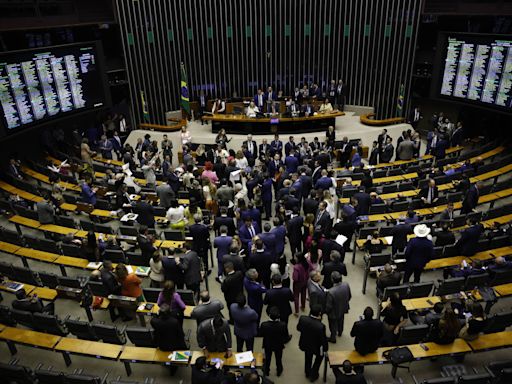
169, 351, 191, 362
384, 236, 393, 245
235, 351, 254, 364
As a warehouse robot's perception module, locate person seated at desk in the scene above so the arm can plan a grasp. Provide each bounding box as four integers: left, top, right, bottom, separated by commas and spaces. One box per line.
350, 307, 383, 355
419, 179, 439, 207
12, 288, 54, 315
459, 302, 488, 341
287, 100, 301, 117
430, 306, 461, 345
36, 193, 55, 225
80, 175, 97, 206
332, 360, 368, 384
445, 259, 487, 279
455, 217, 484, 256
435, 223, 455, 247
376, 264, 402, 298
410, 301, 444, 326
364, 231, 385, 255
319, 99, 333, 114
211, 98, 226, 114
489, 256, 512, 273
246, 101, 260, 117
302, 102, 314, 116
191, 356, 228, 384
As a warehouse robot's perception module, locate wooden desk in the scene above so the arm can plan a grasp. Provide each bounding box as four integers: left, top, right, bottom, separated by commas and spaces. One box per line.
0, 241, 21, 254
190, 351, 264, 368
9, 215, 41, 229
94, 157, 124, 167
136, 303, 195, 326
39, 224, 78, 236
54, 338, 123, 366
0, 326, 61, 354
403, 296, 442, 311
54, 255, 90, 269
157, 240, 186, 249
466, 331, 512, 351
471, 246, 512, 261
32, 287, 58, 301
494, 283, 512, 297
120, 347, 191, 375
15, 247, 59, 263
425, 257, 469, 270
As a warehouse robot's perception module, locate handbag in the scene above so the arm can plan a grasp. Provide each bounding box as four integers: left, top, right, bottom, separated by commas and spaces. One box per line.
383, 346, 414, 365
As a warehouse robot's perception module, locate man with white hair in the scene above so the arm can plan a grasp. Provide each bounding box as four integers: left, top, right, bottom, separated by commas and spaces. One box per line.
243, 134, 258, 160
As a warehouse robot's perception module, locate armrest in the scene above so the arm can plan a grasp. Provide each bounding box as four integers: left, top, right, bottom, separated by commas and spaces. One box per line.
118, 325, 127, 334
101, 371, 109, 384
9, 358, 19, 365
35, 363, 44, 370
411, 374, 419, 384
64, 315, 71, 322
73, 368, 84, 375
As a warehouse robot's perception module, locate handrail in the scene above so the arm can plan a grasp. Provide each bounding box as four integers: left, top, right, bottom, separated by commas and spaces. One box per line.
360, 112, 406, 126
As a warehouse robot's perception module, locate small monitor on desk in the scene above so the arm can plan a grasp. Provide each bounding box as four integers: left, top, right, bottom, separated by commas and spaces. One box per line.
270, 118, 279, 124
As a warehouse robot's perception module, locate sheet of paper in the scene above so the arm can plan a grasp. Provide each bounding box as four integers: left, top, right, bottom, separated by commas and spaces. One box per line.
384, 236, 393, 245
235, 351, 254, 365
126, 265, 134, 274
335, 234, 348, 246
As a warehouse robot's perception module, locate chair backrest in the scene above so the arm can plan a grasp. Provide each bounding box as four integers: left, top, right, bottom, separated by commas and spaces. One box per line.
58, 276, 83, 289
484, 310, 512, 334
476, 238, 490, 253
358, 226, 379, 239
33, 312, 69, 336
65, 319, 99, 341
38, 271, 60, 289
388, 168, 404, 177
92, 323, 127, 345
11, 265, 42, 286
382, 285, 409, 301
0, 304, 17, 326
341, 188, 358, 198
119, 226, 139, 237
458, 373, 492, 384
1, 228, 24, 245
94, 223, 114, 235
398, 182, 414, 191
64, 373, 103, 384
142, 288, 162, 303
382, 184, 398, 194
23, 235, 40, 249
61, 243, 82, 257
436, 277, 465, 296
126, 326, 155, 347
88, 281, 109, 297
408, 282, 434, 298
11, 308, 35, 329
163, 230, 185, 241
396, 324, 430, 345
486, 360, 512, 378
0, 261, 13, 278
369, 203, 387, 214
176, 289, 196, 306
432, 246, 444, 260
103, 249, 127, 263
442, 244, 459, 258
0, 362, 35, 384
490, 269, 512, 286
35, 368, 66, 384
490, 236, 510, 249
446, 192, 463, 203
367, 253, 391, 268
80, 220, 95, 231
464, 273, 490, 291
422, 377, 457, 383
57, 215, 76, 228
37, 238, 60, 254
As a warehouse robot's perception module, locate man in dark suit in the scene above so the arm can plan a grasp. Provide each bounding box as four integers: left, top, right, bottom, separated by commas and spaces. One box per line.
439, 201, 455, 221
312, 161, 323, 185
303, 191, 320, 216
435, 223, 455, 247
322, 251, 348, 289
250, 239, 273, 288
376, 264, 402, 297
337, 137, 353, 166
271, 134, 283, 157
243, 134, 258, 161
197, 314, 233, 355
221, 262, 244, 321
254, 88, 266, 111
461, 182, 480, 214
456, 218, 484, 256
198, 90, 209, 125
321, 232, 346, 264
222, 245, 246, 274
308, 270, 327, 312
213, 207, 236, 236
259, 223, 277, 261
419, 179, 439, 207
230, 295, 258, 352
350, 307, 383, 355
403, 224, 434, 283
287, 207, 304, 255
284, 136, 296, 156
325, 271, 351, 342
150, 304, 187, 352
336, 79, 346, 111
265, 86, 277, 113
259, 138, 272, 161
353, 187, 372, 216
389, 218, 412, 256
137, 226, 157, 266
297, 304, 328, 382
177, 243, 202, 298
332, 360, 368, 384
262, 176, 273, 220
315, 201, 332, 233
315, 169, 334, 191
161, 249, 184, 288
134, 195, 155, 227
271, 218, 287, 257
267, 153, 283, 179
260, 306, 289, 377
264, 274, 294, 329
379, 136, 394, 163
189, 215, 211, 272
284, 149, 300, 174
239, 217, 261, 251
214, 226, 233, 281
12, 289, 54, 315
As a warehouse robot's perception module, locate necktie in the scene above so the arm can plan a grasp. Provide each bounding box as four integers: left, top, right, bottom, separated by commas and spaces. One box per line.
316, 211, 322, 224
427, 188, 432, 204
249, 226, 255, 238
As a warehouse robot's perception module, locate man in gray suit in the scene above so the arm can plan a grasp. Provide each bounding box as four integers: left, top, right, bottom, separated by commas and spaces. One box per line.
396, 133, 415, 160
308, 270, 327, 312
216, 179, 235, 205
325, 271, 351, 343
36, 195, 55, 224
197, 314, 233, 356
177, 243, 202, 299
191, 290, 224, 325
156, 183, 175, 209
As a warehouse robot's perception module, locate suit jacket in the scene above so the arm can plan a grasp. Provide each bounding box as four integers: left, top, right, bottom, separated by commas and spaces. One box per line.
321, 239, 345, 264
456, 224, 484, 256
213, 215, 236, 236
284, 155, 299, 174
156, 184, 175, 209
380, 144, 394, 163
189, 223, 210, 253
137, 234, 156, 266
222, 253, 246, 273
390, 223, 412, 250
315, 176, 333, 191
270, 225, 287, 255
221, 270, 244, 304
321, 261, 348, 289
264, 286, 294, 319
270, 140, 283, 155
315, 210, 332, 233
100, 268, 122, 295
462, 185, 479, 213
287, 215, 304, 243
284, 142, 296, 156
239, 223, 261, 247
230, 303, 258, 339
353, 192, 372, 215
419, 186, 439, 204
303, 198, 319, 216
244, 277, 266, 316
161, 256, 184, 286
243, 140, 258, 159
308, 280, 327, 311
297, 315, 328, 355
350, 319, 383, 355
260, 319, 288, 350
440, 209, 455, 221
325, 282, 351, 320
214, 235, 232, 259
259, 232, 277, 260
250, 249, 273, 287
179, 250, 202, 286
197, 318, 232, 352
259, 143, 271, 158
36, 201, 55, 224
435, 230, 455, 247
135, 201, 155, 227
150, 315, 187, 351
405, 237, 434, 269
191, 299, 224, 325
261, 178, 273, 203
12, 297, 45, 313
254, 93, 266, 109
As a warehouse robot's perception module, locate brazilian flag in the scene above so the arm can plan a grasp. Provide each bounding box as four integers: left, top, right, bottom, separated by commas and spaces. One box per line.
396, 83, 404, 117
180, 62, 190, 115
140, 90, 149, 122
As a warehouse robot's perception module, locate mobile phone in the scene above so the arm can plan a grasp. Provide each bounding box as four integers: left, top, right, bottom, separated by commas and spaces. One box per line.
426, 299, 434, 305
419, 343, 429, 351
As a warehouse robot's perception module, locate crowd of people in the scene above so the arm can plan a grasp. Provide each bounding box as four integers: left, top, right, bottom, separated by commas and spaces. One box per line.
4, 107, 512, 384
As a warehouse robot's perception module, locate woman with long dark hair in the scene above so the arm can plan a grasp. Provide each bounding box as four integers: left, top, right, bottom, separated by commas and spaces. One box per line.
292, 252, 312, 316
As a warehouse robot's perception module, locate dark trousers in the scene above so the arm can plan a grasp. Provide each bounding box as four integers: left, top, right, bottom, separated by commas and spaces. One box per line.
187, 282, 201, 302
328, 315, 345, 338
403, 267, 423, 283
304, 351, 323, 379
264, 348, 283, 375
290, 239, 302, 256
236, 336, 254, 352
293, 282, 307, 313
263, 200, 272, 220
